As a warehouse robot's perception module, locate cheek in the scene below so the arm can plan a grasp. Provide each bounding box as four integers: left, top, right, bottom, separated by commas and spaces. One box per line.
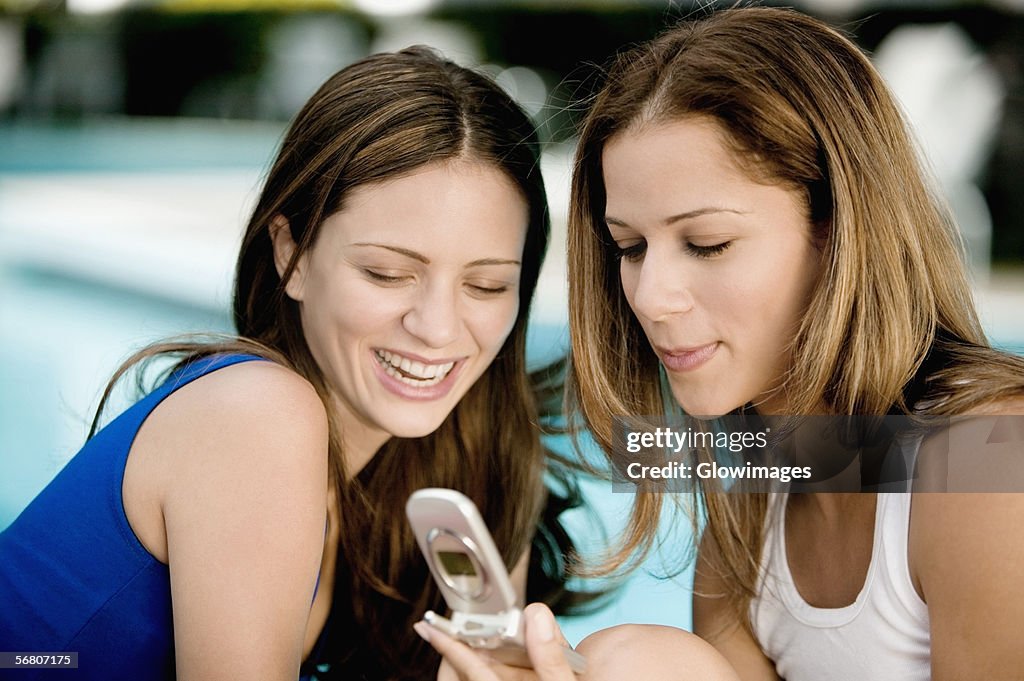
758, 243, 818, 320
468, 298, 520, 355
618, 263, 641, 312
716, 263, 773, 319
722, 245, 818, 351
305, 275, 405, 341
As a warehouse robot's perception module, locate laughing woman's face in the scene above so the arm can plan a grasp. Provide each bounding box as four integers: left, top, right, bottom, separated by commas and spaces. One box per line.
274, 158, 527, 456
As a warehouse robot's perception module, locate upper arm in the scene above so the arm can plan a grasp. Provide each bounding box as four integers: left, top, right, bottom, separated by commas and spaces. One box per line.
149, 362, 329, 680
912, 491, 1024, 680
910, 400, 1024, 677
693, 532, 780, 681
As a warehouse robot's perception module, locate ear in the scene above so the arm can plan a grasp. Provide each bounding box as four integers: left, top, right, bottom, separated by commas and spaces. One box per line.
268, 214, 308, 302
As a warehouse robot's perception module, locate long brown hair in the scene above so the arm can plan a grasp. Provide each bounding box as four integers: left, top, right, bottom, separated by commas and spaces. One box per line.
567, 6, 1024, 630
94, 47, 560, 679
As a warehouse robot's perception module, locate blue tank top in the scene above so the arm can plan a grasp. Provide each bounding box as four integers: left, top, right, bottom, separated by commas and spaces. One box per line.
0, 353, 289, 679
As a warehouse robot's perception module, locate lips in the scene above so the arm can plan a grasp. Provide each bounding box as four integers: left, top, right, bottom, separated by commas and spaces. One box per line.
374, 349, 457, 387
656, 342, 719, 372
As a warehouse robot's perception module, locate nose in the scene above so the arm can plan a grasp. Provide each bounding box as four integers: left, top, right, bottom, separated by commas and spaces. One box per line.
627, 247, 695, 322
402, 281, 461, 349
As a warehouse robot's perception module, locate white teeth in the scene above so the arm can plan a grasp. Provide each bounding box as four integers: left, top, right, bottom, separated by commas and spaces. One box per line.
375, 350, 456, 386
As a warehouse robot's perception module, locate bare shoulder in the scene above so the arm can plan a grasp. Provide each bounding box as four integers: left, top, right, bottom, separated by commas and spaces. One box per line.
172, 358, 327, 429
913, 392, 1024, 494
911, 395, 1024, 548
911, 493, 1024, 566
124, 358, 329, 562
142, 358, 328, 467
142, 357, 329, 497
911, 394, 1024, 674
910, 394, 1024, 592
909, 491, 1024, 678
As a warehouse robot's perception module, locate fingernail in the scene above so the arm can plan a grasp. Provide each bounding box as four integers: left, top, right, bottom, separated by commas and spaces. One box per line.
413, 621, 432, 643
530, 608, 555, 642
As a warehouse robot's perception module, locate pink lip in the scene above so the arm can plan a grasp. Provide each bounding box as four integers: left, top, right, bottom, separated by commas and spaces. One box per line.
656, 342, 719, 372
371, 349, 466, 401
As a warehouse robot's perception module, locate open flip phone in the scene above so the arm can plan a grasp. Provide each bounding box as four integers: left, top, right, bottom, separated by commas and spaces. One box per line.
406, 488, 586, 674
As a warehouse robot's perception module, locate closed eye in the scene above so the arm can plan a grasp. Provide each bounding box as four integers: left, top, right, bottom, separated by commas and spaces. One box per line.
612, 241, 646, 263
685, 241, 732, 258
363, 269, 409, 284
467, 282, 511, 296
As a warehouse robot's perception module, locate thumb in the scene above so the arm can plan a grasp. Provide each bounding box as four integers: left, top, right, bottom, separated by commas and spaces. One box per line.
523, 604, 578, 680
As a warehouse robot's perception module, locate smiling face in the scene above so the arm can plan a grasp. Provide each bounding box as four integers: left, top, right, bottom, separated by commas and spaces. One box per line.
274, 159, 527, 460
602, 117, 821, 416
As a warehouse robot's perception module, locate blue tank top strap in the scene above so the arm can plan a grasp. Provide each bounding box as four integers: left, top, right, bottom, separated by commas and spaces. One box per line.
156, 353, 268, 398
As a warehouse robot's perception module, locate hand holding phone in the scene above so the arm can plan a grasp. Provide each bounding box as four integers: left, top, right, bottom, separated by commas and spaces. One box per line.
406, 488, 586, 675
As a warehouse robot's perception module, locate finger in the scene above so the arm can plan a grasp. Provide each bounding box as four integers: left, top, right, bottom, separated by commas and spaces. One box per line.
523, 603, 571, 648
415, 621, 500, 681
437, 659, 464, 681
522, 604, 579, 681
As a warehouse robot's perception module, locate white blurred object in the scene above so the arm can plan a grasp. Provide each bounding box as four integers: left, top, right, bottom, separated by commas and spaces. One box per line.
495, 66, 548, 117
355, 0, 441, 16
535, 144, 573, 325
66, 0, 131, 14
260, 17, 368, 119
371, 18, 482, 66
0, 171, 259, 312
874, 23, 1005, 283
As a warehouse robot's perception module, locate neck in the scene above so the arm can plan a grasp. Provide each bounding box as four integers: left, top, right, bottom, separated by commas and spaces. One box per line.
328, 394, 392, 480
790, 492, 875, 523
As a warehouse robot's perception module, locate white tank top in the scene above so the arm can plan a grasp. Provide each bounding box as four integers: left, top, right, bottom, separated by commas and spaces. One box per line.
750, 493, 931, 680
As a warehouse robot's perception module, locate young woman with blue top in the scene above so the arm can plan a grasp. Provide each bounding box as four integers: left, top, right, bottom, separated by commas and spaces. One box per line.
0, 46, 578, 680
425, 7, 1024, 681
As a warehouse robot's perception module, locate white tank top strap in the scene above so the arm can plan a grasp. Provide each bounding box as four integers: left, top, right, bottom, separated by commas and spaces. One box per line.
876, 493, 929, 625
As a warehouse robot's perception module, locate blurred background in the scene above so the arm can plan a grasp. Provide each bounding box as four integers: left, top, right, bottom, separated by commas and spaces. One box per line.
2, 0, 1023, 642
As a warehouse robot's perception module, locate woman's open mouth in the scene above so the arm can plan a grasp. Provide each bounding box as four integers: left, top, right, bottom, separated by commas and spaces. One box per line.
374, 349, 456, 388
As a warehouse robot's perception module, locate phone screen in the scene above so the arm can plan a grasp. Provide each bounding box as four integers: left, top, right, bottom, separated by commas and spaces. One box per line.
438, 550, 477, 576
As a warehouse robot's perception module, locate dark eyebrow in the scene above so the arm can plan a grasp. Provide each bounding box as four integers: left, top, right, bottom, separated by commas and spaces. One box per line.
605, 207, 748, 228
465, 258, 521, 268
351, 243, 429, 263
350, 244, 520, 268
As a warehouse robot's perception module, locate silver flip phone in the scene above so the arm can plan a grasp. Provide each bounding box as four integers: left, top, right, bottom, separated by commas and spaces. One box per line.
406, 488, 586, 674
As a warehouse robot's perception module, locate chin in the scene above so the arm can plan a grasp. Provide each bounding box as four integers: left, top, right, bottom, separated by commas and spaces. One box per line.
673, 390, 742, 419
383, 413, 450, 439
